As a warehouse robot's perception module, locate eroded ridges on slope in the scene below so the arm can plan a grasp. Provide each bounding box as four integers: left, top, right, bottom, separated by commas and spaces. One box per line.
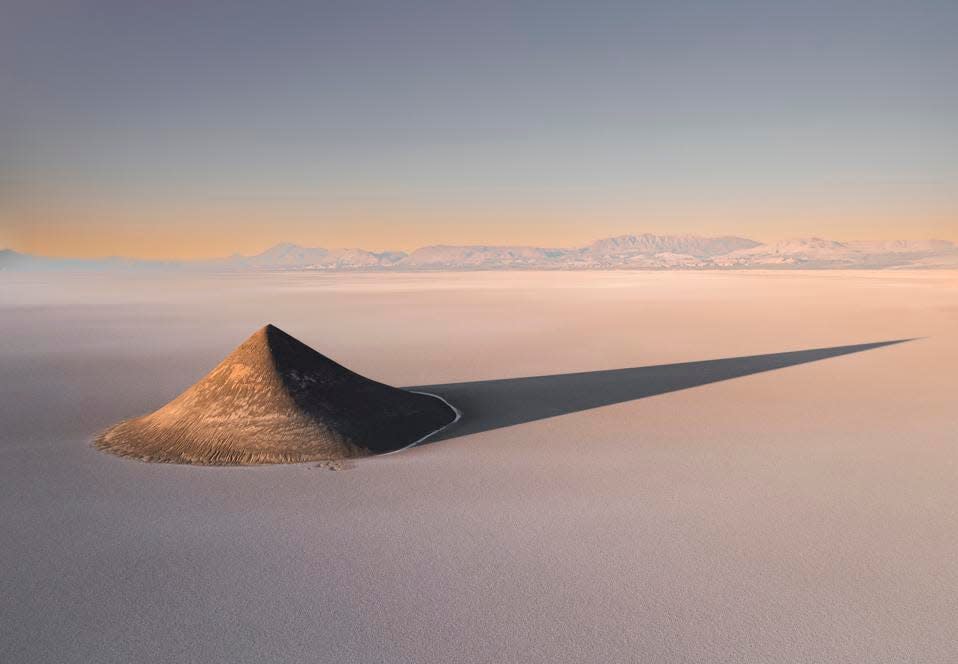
94, 324, 456, 465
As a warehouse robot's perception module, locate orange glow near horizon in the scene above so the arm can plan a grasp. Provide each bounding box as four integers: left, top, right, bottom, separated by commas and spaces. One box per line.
3, 197, 956, 260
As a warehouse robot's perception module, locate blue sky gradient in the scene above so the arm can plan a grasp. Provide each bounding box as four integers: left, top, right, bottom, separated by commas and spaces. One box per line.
3, 0, 956, 256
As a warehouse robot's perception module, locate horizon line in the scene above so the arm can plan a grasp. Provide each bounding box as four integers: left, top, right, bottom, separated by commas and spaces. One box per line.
4, 232, 957, 263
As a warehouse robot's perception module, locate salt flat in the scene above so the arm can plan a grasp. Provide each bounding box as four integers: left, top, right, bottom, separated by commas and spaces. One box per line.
1, 270, 956, 663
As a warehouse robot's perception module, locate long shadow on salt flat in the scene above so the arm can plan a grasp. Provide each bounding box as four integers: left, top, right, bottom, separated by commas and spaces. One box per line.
407, 339, 914, 443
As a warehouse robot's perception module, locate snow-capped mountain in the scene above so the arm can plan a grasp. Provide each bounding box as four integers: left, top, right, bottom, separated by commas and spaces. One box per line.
3, 235, 956, 271
583, 234, 760, 260
718, 237, 958, 268
398, 245, 567, 269
225, 243, 406, 269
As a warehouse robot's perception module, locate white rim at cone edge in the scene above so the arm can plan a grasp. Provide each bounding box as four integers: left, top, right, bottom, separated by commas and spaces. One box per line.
382, 391, 462, 455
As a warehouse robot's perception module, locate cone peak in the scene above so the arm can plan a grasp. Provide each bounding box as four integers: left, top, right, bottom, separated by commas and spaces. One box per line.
231, 323, 342, 376
248, 322, 282, 343
252, 323, 309, 348
230, 323, 302, 362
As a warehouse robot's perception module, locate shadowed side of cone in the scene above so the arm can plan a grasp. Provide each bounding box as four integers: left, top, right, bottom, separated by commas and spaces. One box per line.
94, 324, 457, 465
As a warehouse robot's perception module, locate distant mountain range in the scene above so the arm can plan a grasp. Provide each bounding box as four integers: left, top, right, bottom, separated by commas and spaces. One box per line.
4, 234, 958, 272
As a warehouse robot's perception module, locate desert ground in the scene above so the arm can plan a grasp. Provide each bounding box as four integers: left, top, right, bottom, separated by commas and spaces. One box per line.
1, 269, 957, 663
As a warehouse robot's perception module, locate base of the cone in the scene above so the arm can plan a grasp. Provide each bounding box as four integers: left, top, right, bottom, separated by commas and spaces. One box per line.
93, 430, 360, 465
93, 392, 458, 466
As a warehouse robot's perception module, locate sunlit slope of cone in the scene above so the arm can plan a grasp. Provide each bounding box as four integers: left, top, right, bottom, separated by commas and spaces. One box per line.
95, 324, 456, 464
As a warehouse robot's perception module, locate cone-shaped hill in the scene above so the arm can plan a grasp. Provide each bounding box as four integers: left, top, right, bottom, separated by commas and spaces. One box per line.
95, 324, 458, 465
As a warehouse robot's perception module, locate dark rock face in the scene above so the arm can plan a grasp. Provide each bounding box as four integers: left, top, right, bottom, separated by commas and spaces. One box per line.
95, 325, 457, 464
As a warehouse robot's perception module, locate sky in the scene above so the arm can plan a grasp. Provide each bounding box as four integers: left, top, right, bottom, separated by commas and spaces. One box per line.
2, 0, 956, 258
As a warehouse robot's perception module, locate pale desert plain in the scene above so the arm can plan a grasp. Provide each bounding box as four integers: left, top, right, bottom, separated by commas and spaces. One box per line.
1, 269, 957, 663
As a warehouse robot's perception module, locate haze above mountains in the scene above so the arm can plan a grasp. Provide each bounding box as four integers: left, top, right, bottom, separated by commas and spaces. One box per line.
3, 234, 958, 271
